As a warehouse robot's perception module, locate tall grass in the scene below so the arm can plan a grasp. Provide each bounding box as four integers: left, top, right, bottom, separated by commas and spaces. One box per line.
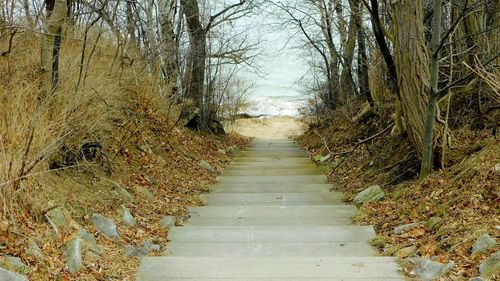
0, 27, 173, 221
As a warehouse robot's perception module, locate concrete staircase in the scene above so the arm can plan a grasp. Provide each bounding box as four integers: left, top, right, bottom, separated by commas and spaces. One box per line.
136, 139, 404, 280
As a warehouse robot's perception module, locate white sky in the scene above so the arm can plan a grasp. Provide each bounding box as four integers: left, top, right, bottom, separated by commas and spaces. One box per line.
238, 4, 310, 99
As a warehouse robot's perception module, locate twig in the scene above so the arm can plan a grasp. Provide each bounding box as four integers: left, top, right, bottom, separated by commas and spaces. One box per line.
313, 129, 332, 154
328, 123, 395, 176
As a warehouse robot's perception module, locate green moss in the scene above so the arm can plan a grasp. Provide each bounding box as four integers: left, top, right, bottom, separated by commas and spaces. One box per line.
370, 236, 388, 249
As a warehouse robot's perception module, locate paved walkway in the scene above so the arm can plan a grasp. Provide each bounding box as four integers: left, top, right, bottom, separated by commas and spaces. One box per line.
137, 139, 403, 280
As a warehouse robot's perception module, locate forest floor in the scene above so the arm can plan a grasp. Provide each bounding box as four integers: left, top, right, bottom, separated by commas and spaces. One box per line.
297, 110, 499, 280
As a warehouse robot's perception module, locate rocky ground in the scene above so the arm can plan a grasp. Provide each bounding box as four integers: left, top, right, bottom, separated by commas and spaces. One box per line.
0, 127, 251, 280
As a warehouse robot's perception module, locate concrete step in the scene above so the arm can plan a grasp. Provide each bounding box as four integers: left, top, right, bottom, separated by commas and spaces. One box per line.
210, 183, 332, 193
216, 175, 327, 184
238, 151, 306, 157
167, 226, 376, 242
188, 205, 356, 218
184, 217, 353, 226
223, 168, 322, 176
201, 192, 343, 205
136, 257, 403, 280
165, 241, 376, 257
229, 161, 317, 167
245, 147, 305, 152
232, 157, 311, 162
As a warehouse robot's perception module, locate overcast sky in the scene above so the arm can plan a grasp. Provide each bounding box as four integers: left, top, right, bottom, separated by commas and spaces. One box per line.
237, 4, 310, 99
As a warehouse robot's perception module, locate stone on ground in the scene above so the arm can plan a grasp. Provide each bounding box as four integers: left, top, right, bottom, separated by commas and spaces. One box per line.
120, 205, 136, 226
479, 252, 499, 277
394, 222, 422, 235
413, 259, 454, 281
472, 234, 497, 256
91, 213, 120, 240
353, 185, 385, 204
160, 216, 175, 231
0, 267, 28, 281
64, 237, 83, 273
198, 160, 215, 173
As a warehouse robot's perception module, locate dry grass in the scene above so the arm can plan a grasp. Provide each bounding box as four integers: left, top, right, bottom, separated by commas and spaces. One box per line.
0, 28, 252, 280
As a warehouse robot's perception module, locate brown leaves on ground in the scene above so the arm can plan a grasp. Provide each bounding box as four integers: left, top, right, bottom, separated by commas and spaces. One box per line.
0, 119, 251, 280
298, 117, 499, 280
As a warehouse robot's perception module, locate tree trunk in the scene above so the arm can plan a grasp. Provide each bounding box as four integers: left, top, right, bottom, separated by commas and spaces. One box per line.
23, 0, 34, 27
180, 0, 206, 107
318, 1, 339, 108
158, 0, 179, 95
126, 0, 136, 45
355, 1, 373, 106
41, 0, 67, 95
339, 0, 359, 105
393, 0, 430, 157
420, 0, 442, 178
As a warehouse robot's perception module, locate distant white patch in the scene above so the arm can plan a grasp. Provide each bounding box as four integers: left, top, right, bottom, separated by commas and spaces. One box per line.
244, 96, 309, 117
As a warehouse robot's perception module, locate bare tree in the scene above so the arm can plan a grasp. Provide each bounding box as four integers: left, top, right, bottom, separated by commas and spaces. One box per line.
41, 0, 68, 95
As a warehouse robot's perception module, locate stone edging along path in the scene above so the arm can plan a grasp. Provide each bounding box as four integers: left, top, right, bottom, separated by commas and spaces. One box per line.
136, 138, 405, 280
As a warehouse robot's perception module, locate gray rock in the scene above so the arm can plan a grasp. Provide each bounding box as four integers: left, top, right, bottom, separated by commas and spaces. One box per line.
110, 181, 134, 201
469, 278, 485, 281
78, 228, 104, 255
225, 145, 240, 156
353, 185, 385, 204
426, 216, 443, 229
143, 241, 161, 252
91, 213, 120, 240
198, 160, 215, 173
116, 186, 134, 202
0, 267, 28, 281
479, 252, 500, 277
45, 207, 73, 234
134, 186, 154, 199
414, 259, 455, 281
24, 240, 44, 260
394, 222, 421, 235
396, 245, 417, 258
313, 155, 323, 162
0, 256, 28, 275
120, 205, 136, 226
472, 234, 497, 256
124, 244, 149, 258
160, 216, 175, 231
78, 228, 96, 244
319, 154, 331, 163
64, 237, 83, 273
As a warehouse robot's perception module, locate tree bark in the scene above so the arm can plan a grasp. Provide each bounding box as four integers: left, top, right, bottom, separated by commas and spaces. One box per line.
41, 0, 67, 95
158, 0, 179, 95
338, 0, 359, 104
180, 0, 206, 107
393, 0, 430, 157
420, 0, 442, 178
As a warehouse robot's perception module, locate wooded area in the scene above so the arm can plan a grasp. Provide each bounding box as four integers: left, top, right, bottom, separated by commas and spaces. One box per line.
276, 0, 498, 178
0, 0, 498, 279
